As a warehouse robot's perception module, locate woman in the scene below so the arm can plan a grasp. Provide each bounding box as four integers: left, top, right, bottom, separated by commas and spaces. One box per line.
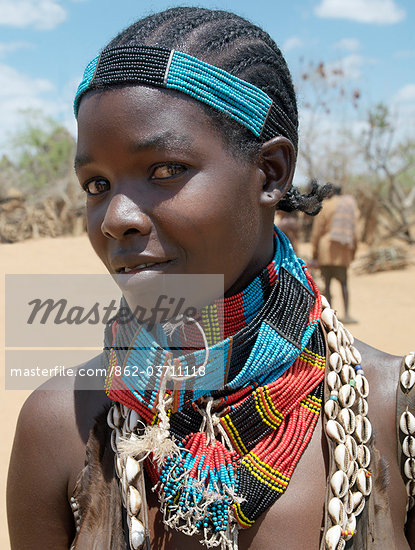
7, 7, 414, 549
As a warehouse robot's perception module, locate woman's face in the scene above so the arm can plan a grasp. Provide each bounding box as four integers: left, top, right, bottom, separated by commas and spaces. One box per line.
75, 86, 273, 296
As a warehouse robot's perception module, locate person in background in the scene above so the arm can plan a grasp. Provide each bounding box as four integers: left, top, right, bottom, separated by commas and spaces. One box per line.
274, 210, 299, 253
311, 184, 359, 323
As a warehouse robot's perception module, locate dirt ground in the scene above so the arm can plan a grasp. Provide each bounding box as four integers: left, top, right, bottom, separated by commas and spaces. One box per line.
1, 235, 414, 548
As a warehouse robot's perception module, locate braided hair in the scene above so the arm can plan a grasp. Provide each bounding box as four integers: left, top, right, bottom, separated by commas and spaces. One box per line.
97, 7, 330, 215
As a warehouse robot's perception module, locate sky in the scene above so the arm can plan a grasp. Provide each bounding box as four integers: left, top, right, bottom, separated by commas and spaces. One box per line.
0, 0, 414, 159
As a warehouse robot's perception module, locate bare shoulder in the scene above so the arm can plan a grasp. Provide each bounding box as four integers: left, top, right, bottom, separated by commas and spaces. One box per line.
352, 339, 413, 547
352, 338, 402, 435
12, 353, 108, 447
7, 354, 109, 550
354, 338, 402, 397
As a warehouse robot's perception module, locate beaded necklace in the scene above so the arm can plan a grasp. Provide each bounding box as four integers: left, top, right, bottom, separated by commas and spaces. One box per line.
103, 229, 330, 548
105, 298, 374, 550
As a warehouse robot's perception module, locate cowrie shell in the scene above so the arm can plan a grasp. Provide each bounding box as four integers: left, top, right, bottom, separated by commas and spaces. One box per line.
338, 408, 356, 434
121, 473, 128, 507
403, 436, 415, 458
334, 443, 350, 472
328, 371, 341, 391
401, 370, 415, 391
329, 352, 343, 373
339, 346, 347, 364
326, 420, 346, 444
400, 410, 415, 435
325, 399, 339, 420
111, 428, 122, 453
107, 404, 122, 429
350, 346, 362, 365
321, 308, 336, 331
121, 404, 130, 418
338, 384, 356, 409
356, 397, 368, 417
357, 444, 371, 468
404, 458, 415, 480
343, 327, 354, 345
125, 456, 141, 485
321, 295, 330, 309
128, 485, 142, 516
345, 346, 353, 366
127, 409, 141, 433
406, 480, 415, 497
343, 490, 353, 514
344, 514, 356, 540
356, 468, 372, 496
340, 365, 355, 385
352, 491, 365, 516
328, 497, 346, 526
354, 415, 372, 444
328, 331, 339, 352
122, 465, 129, 492
331, 470, 349, 498
325, 525, 345, 550
405, 354, 415, 370
129, 516, 145, 549
355, 374, 369, 398
115, 454, 123, 479
345, 434, 358, 460
337, 326, 346, 348
346, 460, 358, 487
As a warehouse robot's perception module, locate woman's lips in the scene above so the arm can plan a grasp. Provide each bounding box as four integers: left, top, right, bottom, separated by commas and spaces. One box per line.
116, 260, 172, 274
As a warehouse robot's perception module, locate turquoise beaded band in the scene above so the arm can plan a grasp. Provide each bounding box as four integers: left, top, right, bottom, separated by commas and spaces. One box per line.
74, 45, 297, 147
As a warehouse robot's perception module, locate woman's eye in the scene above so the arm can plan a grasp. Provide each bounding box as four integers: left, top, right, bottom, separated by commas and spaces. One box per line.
83, 179, 110, 195
151, 163, 186, 179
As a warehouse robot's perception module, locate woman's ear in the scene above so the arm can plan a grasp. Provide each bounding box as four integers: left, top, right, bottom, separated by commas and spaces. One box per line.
259, 136, 296, 207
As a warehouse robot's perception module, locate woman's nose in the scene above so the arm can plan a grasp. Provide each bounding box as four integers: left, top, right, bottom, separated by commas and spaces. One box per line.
100, 193, 152, 239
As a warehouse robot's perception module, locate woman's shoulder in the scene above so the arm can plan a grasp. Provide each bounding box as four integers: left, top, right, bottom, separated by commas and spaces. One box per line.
17, 354, 108, 432
354, 340, 405, 384
10, 353, 110, 501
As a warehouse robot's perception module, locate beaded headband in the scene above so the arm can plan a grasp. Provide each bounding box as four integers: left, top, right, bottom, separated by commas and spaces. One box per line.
74, 45, 297, 147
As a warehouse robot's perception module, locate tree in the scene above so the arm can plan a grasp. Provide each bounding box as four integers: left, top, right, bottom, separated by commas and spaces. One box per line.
296, 59, 361, 185
361, 103, 415, 244
0, 110, 86, 242
9, 109, 78, 203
